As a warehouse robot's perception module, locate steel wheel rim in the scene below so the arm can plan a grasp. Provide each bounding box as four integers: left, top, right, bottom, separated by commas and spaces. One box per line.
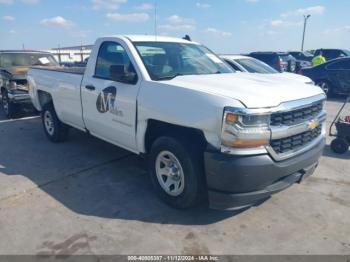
2, 94, 9, 114
44, 111, 55, 135
155, 151, 185, 196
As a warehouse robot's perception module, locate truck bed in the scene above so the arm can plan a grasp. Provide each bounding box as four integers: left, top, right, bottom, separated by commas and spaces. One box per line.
30, 66, 85, 75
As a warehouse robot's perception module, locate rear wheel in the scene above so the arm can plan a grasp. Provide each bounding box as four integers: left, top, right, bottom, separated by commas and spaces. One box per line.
148, 136, 205, 209
41, 102, 69, 142
330, 138, 349, 154
1, 89, 18, 118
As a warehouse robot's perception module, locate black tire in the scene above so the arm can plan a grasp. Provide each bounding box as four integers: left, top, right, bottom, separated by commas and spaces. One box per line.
1, 89, 18, 118
41, 102, 69, 143
316, 80, 334, 97
148, 136, 205, 209
330, 138, 349, 154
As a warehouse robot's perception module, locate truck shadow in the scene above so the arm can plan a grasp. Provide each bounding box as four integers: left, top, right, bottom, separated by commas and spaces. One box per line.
0, 117, 244, 225
323, 144, 350, 159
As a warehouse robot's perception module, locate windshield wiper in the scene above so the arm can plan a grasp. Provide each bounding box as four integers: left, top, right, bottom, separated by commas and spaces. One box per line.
156, 73, 184, 81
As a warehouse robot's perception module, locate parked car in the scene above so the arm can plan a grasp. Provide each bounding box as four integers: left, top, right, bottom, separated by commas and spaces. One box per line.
313, 49, 350, 61
28, 35, 326, 210
288, 51, 313, 68
248, 52, 297, 73
0, 50, 58, 118
300, 57, 350, 96
221, 55, 314, 84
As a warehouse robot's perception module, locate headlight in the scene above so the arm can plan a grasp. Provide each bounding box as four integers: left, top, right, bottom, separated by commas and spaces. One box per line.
9, 81, 17, 90
221, 109, 271, 149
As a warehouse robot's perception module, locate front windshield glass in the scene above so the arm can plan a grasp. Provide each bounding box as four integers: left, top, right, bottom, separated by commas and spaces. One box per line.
134, 42, 233, 80
343, 49, 350, 56
0, 53, 58, 67
236, 58, 278, 74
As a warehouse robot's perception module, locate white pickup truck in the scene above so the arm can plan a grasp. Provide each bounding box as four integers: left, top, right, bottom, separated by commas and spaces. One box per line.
28, 35, 326, 210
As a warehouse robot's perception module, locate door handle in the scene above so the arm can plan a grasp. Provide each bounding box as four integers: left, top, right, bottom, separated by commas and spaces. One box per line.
85, 85, 95, 91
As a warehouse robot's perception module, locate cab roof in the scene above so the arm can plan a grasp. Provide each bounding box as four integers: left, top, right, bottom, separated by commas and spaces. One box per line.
103, 35, 200, 45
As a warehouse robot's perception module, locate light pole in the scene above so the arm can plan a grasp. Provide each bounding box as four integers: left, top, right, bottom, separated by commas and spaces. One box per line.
301, 14, 311, 52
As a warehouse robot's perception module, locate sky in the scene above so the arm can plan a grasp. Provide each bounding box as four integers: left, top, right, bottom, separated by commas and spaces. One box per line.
0, 0, 350, 53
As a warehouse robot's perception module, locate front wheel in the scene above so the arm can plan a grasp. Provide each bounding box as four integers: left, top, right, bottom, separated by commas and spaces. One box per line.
317, 81, 333, 97
148, 136, 205, 209
331, 138, 349, 154
41, 103, 69, 143
1, 89, 18, 118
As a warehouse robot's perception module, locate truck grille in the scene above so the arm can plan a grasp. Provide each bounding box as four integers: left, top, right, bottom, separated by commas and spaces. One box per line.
270, 102, 323, 126
270, 125, 322, 154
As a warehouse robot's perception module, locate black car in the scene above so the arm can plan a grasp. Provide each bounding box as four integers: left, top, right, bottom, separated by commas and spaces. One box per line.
300, 57, 350, 96
289, 51, 313, 68
314, 49, 350, 61
248, 52, 297, 73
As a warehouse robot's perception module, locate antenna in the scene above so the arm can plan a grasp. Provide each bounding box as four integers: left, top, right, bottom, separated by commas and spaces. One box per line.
154, 1, 157, 41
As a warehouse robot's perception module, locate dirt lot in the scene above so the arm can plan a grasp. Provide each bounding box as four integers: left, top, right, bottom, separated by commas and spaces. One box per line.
0, 99, 349, 255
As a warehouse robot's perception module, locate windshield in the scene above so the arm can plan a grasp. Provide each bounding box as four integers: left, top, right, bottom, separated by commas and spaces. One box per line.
134, 42, 233, 80
0, 53, 58, 67
235, 58, 278, 74
343, 49, 350, 56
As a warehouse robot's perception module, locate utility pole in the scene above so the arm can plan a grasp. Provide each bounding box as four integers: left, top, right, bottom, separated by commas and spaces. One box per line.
301, 14, 311, 52
58, 44, 61, 64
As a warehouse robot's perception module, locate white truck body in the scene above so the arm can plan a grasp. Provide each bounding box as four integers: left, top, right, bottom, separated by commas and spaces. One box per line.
28, 35, 327, 210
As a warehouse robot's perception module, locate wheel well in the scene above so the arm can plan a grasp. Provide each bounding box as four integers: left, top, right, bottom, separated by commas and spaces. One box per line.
37, 90, 53, 108
144, 119, 207, 153
315, 79, 331, 85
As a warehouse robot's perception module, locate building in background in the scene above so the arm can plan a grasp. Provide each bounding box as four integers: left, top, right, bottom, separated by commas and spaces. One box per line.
44, 45, 92, 63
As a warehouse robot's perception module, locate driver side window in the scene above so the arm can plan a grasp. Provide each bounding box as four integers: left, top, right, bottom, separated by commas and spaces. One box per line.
94, 41, 135, 79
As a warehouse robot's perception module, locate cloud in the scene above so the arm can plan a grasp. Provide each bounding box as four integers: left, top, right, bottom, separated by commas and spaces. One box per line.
135, 3, 153, 11
159, 15, 196, 32
324, 25, 350, 34
205, 27, 232, 37
21, 0, 39, 4
158, 24, 196, 31
0, 0, 14, 4
40, 16, 74, 28
106, 12, 150, 22
91, 0, 127, 10
166, 15, 195, 26
2, 15, 15, 21
281, 5, 325, 18
270, 19, 302, 27
196, 2, 211, 8
9, 29, 16, 34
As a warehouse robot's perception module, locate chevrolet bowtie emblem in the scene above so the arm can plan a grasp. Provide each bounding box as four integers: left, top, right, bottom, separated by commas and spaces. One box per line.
308, 119, 319, 130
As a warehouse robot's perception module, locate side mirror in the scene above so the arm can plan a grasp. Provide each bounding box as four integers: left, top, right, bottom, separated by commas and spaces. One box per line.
110, 65, 137, 85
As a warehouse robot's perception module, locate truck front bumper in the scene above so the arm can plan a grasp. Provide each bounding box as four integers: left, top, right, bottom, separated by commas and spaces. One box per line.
7, 90, 31, 104
204, 138, 325, 210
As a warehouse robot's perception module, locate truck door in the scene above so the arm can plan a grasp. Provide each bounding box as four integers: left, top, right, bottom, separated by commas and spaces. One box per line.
81, 41, 141, 152
327, 60, 350, 93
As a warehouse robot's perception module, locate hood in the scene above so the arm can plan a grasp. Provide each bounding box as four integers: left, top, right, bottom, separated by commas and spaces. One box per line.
166, 72, 324, 108
275, 72, 313, 84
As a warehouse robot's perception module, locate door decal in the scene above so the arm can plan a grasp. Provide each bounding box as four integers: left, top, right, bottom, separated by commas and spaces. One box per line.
96, 86, 123, 117
96, 86, 117, 113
